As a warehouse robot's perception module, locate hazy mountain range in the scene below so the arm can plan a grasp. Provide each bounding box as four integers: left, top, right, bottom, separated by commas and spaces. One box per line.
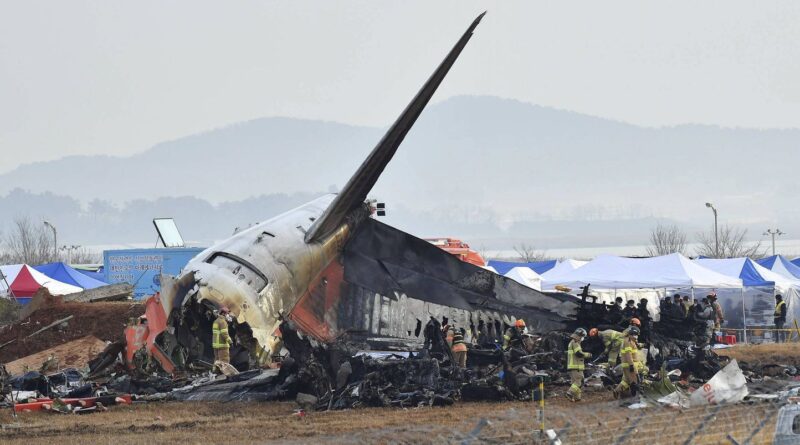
2, 95, 799, 251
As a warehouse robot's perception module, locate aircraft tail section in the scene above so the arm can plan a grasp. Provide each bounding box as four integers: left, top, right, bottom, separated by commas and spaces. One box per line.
304, 12, 486, 243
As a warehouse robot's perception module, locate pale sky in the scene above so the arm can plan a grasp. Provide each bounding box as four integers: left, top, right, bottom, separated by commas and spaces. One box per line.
2, 1, 800, 173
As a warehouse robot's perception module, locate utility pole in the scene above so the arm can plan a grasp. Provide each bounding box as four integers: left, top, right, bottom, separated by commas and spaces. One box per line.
764, 229, 785, 256
705, 203, 719, 257
43, 221, 57, 260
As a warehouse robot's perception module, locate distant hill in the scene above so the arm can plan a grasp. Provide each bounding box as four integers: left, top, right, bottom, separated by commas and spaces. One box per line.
2, 95, 800, 248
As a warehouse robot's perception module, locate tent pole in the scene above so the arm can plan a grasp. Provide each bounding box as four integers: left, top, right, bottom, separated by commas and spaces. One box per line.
741, 287, 747, 344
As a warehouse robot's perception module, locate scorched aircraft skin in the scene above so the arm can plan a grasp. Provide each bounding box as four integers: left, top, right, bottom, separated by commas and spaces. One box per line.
156, 13, 575, 369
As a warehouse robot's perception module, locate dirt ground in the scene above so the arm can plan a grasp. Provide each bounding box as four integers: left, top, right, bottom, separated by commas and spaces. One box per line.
717, 341, 800, 367
0, 342, 793, 444
0, 298, 143, 364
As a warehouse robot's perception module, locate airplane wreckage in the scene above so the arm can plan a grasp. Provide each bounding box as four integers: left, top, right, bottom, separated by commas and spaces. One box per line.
148, 13, 577, 372
4, 14, 763, 416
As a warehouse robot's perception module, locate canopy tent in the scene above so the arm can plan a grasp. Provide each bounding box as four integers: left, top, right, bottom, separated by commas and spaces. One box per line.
541, 253, 742, 291
2, 264, 82, 303
793, 258, 800, 268
541, 254, 742, 321
504, 266, 542, 291
757, 255, 800, 280
539, 259, 588, 287
695, 258, 800, 335
487, 260, 557, 276
76, 269, 106, 283
34, 262, 108, 289
71, 264, 106, 283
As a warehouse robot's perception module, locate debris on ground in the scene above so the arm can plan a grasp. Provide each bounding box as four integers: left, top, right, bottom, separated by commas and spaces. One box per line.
1, 284, 799, 420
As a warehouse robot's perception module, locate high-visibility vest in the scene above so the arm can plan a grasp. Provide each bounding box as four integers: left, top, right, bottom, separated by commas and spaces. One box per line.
212, 317, 231, 350
775, 301, 787, 318
567, 340, 585, 370
600, 330, 623, 349
620, 339, 638, 369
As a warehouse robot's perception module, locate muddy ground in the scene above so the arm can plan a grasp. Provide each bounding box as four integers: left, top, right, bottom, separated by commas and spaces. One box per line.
0, 298, 143, 364
0, 342, 791, 444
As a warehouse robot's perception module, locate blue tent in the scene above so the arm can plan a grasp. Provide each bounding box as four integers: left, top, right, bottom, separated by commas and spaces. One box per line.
487, 260, 557, 275
757, 255, 800, 280
76, 268, 106, 283
34, 262, 107, 289
695, 258, 774, 286
792, 258, 800, 268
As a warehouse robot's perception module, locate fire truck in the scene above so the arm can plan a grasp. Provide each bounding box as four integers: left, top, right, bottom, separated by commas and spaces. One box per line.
425, 238, 486, 267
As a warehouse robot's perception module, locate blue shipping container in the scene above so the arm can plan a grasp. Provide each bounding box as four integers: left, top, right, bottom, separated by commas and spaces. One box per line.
104, 247, 205, 300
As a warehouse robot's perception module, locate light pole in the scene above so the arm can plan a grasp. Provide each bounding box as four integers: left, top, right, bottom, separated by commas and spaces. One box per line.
705, 203, 719, 257
764, 229, 784, 256
43, 221, 57, 260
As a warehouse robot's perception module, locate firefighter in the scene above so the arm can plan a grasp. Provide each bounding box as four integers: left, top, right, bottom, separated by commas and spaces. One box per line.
566, 328, 591, 402
212, 306, 233, 367
503, 319, 526, 351
451, 329, 468, 368
613, 326, 640, 398
589, 327, 623, 368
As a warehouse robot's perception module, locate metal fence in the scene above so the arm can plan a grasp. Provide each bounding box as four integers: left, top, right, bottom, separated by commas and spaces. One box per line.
300, 398, 784, 445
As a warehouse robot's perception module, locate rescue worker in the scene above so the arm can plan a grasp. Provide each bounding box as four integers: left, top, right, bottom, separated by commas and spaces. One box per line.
623, 317, 641, 335
503, 319, 526, 351
589, 327, 623, 368
442, 323, 455, 347
682, 296, 692, 318
451, 329, 468, 368
775, 294, 788, 343
566, 328, 591, 401
212, 306, 233, 367
613, 326, 640, 398
709, 294, 724, 331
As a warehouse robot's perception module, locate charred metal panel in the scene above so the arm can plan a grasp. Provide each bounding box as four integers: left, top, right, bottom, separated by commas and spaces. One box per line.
341, 218, 577, 326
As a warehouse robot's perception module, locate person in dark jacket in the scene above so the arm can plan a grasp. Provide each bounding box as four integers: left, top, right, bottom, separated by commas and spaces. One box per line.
775, 294, 788, 343
622, 300, 637, 319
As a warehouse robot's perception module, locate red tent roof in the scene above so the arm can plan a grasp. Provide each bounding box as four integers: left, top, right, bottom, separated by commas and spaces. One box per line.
10, 265, 44, 298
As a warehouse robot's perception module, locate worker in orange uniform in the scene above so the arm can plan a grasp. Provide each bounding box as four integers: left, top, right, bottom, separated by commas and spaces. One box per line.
212, 306, 233, 368
451, 329, 468, 368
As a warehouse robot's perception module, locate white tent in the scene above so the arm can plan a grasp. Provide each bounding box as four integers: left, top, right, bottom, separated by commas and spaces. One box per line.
539, 259, 587, 289
504, 266, 542, 291
541, 254, 742, 321
542, 254, 742, 291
